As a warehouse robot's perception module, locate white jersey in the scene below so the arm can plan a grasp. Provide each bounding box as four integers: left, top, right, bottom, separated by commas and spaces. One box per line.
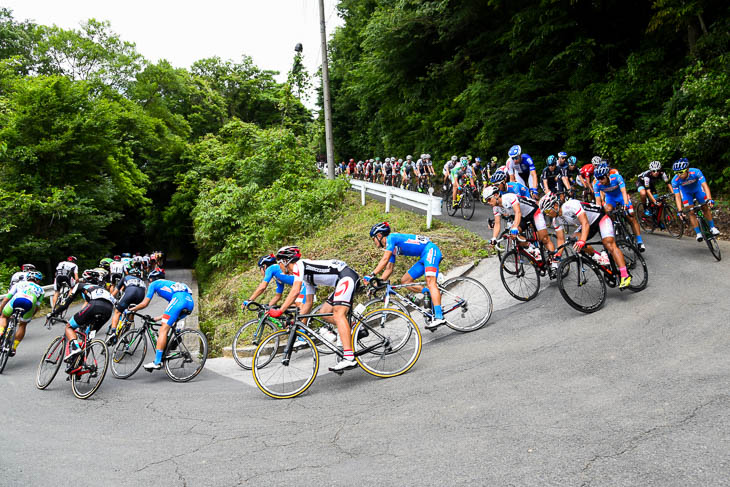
133, 255, 143, 263
142, 255, 150, 264
10, 271, 27, 286
494, 193, 538, 218
552, 199, 602, 230
110, 261, 125, 274
293, 259, 348, 288
56, 261, 78, 277
7, 280, 45, 301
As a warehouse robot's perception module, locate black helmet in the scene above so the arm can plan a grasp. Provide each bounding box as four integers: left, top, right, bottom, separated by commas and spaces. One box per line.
148, 269, 165, 282
258, 254, 277, 269
128, 267, 142, 277
81, 269, 102, 285
369, 222, 391, 238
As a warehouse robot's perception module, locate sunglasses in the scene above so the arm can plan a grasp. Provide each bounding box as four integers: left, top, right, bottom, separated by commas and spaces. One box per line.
675, 169, 688, 175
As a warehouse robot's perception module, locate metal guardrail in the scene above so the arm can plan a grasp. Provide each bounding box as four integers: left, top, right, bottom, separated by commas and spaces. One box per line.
350, 179, 442, 228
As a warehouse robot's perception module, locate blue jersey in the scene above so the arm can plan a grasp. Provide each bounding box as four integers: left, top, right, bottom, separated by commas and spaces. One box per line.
262, 264, 301, 294
503, 181, 531, 197
385, 233, 434, 263
512, 154, 536, 174
146, 280, 191, 302
593, 173, 626, 199
671, 168, 706, 194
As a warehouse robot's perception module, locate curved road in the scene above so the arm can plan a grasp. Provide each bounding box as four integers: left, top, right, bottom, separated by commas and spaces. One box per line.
2, 227, 729, 485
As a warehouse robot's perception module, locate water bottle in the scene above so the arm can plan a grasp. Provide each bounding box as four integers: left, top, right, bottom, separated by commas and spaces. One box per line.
423, 291, 432, 313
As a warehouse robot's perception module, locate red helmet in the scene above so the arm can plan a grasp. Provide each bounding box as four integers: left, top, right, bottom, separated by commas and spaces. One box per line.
67, 256, 77, 262
113, 255, 121, 261
349, 158, 355, 163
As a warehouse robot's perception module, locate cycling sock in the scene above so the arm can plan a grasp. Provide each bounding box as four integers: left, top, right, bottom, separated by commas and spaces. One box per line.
619, 266, 629, 278
0, 327, 4, 336
434, 305, 443, 320
709, 220, 716, 228
343, 349, 354, 361
154, 349, 163, 364
636, 235, 643, 244
694, 226, 701, 234
421, 286, 428, 294
13, 340, 19, 350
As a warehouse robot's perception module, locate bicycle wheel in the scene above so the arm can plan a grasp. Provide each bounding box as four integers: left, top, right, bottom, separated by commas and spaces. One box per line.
111, 328, 147, 379
0, 319, 16, 374
499, 249, 541, 301
617, 241, 648, 291
36, 336, 66, 389
461, 191, 475, 220
662, 205, 684, 238
556, 255, 606, 313
252, 329, 318, 399
164, 329, 208, 382
71, 340, 109, 399
359, 296, 411, 318
446, 194, 458, 216
636, 203, 655, 233
439, 276, 493, 332
353, 308, 421, 378
232, 319, 277, 370
700, 219, 722, 261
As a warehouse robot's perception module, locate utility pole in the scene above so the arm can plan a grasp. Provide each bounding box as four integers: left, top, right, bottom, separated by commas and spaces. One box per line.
318, 0, 335, 179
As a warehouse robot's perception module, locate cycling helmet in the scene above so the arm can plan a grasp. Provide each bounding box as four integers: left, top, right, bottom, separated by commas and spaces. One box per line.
275, 246, 301, 265
99, 260, 110, 270
451, 155, 458, 162
594, 165, 610, 179
113, 255, 121, 261
128, 267, 142, 277
558, 151, 568, 158
398, 158, 403, 163
649, 161, 662, 171
148, 269, 165, 282
349, 158, 354, 163
508, 145, 522, 159
384, 157, 391, 163
407, 155, 413, 161
490, 170, 507, 184
568, 156, 577, 166
539, 193, 559, 212
257, 254, 277, 269
122, 253, 131, 257
369, 222, 391, 238
475, 157, 481, 163
671, 159, 684, 171
26, 271, 43, 283
490, 156, 498, 164
81, 269, 101, 284
21, 264, 36, 271
482, 185, 500, 201
375, 157, 381, 162
67, 256, 77, 262
547, 155, 557, 166
467, 155, 472, 161
591, 156, 601, 166
425, 154, 431, 159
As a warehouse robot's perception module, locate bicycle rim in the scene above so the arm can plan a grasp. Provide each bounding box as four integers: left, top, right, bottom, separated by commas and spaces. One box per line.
0, 320, 15, 374
354, 308, 421, 378
360, 296, 411, 318
71, 340, 109, 399
36, 336, 65, 389
636, 203, 654, 233
233, 319, 277, 370
440, 276, 493, 332
557, 256, 606, 313
252, 329, 318, 399
165, 330, 208, 382
617, 241, 648, 291
500, 249, 541, 301
706, 236, 722, 261
461, 193, 475, 220
111, 329, 147, 379
663, 207, 683, 238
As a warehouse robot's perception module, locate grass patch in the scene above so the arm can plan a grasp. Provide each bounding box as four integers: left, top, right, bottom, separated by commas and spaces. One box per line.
198, 191, 491, 356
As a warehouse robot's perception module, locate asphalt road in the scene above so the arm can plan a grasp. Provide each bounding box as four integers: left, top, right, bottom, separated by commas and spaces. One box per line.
2, 222, 730, 486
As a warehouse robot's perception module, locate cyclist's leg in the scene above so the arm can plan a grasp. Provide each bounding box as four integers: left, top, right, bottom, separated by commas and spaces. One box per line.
153, 293, 195, 365
422, 245, 443, 318
402, 261, 425, 294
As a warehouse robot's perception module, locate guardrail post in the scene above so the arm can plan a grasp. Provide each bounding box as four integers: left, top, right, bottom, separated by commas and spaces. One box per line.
360, 184, 366, 206
385, 185, 391, 213
427, 187, 434, 228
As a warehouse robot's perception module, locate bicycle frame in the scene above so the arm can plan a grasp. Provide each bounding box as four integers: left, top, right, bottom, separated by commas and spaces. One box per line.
369, 281, 465, 319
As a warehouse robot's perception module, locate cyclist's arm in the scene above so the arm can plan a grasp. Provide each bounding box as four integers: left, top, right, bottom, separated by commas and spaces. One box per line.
247, 281, 269, 303
577, 211, 591, 243
529, 169, 538, 192
380, 262, 395, 281
620, 186, 631, 207
277, 280, 302, 311
129, 296, 151, 311
267, 293, 282, 307
491, 214, 502, 240
542, 175, 550, 194
511, 202, 522, 231
372, 250, 394, 277
562, 174, 572, 190
701, 181, 713, 202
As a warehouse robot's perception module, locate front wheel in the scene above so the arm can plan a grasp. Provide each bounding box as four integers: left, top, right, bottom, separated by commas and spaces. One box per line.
252, 329, 319, 399
439, 276, 493, 332
111, 329, 147, 379
635, 203, 655, 233
499, 249, 541, 302
36, 336, 66, 389
556, 255, 606, 313
699, 219, 722, 261
71, 340, 109, 399
617, 241, 648, 291
232, 319, 278, 370
0, 320, 16, 374
165, 329, 208, 382
353, 308, 421, 378
446, 193, 458, 216
461, 191, 475, 220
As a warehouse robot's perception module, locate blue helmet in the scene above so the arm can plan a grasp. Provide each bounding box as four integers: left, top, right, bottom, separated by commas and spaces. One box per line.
558, 151, 568, 158
474, 157, 481, 163
257, 254, 277, 269
369, 222, 391, 238
594, 164, 610, 179
508, 145, 521, 159
672, 158, 689, 172
547, 155, 557, 166
568, 156, 577, 166
490, 170, 507, 183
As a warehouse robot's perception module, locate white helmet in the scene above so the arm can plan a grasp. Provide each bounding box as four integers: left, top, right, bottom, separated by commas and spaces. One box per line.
406, 155, 413, 161
649, 160, 661, 171
385, 157, 391, 163
539, 193, 559, 211
591, 156, 601, 166
451, 155, 458, 162
482, 185, 500, 201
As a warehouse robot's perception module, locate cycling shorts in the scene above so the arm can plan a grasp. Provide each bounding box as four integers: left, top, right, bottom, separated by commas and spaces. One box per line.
54, 274, 75, 291
115, 286, 146, 312
2, 297, 35, 322
578, 213, 615, 241
603, 193, 632, 210
325, 268, 359, 308
162, 292, 195, 327
70, 300, 114, 332
407, 243, 442, 280
679, 187, 706, 206
518, 209, 547, 233
635, 180, 658, 194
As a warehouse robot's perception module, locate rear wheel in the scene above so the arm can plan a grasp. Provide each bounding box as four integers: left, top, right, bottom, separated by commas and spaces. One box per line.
165, 329, 208, 382
617, 241, 648, 291
556, 255, 606, 313
439, 276, 493, 332
36, 336, 66, 389
636, 203, 655, 233
232, 319, 277, 370
700, 219, 722, 261
499, 249, 540, 302
354, 309, 421, 378
662, 205, 683, 238
0, 318, 16, 374
71, 340, 109, 399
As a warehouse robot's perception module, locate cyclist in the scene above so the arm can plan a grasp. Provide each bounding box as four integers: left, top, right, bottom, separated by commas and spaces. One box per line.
486, 156, 500, 180
347, 158, 357, 177
488, 170, 531, 198
63, 270, 116, 362
392, 158, 402, 185
593, 164, 646, 252
539, 193, 632, 289
561, 156, 582, 197
506, 145, 539, 198
471, 157, 484, 186
52, 256, 79, 309
414, 155, 427, 191
270, 246, 360, 373
0, 271, 44, 357
671, 158, 720, 241
443, 155, 457, 190
129, 273, 194, 371
366, 222, 445, 330
372, 157, 382, 184
382, 157, 393, 186
634, 161, 672, 216
242, 254, 313, 313
9, 264, 35, 287
424, 154, 436, 185
364, 159, 372, 182
541, 155, 564, 196
355, 160, 364, 179
450, 157, 476, 208
109, 255, 125, 289
483, 186, 557, 270
108, 267, 147, 341
400, 157, 413, 189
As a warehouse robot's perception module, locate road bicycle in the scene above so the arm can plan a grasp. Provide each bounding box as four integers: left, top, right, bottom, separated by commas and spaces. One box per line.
359, 276, 492, 333
35, 315, 110, 399
111, 312, 208, 382
679, 203, 722, 261
443, 181, 475, 220
556, 236, 648, 313
0, 307, 25, 374
610, 205, 639, 250
105, 309, 136, 347
635, 194, 683, 238
251, 305, 421, 399
44, 281, 73, 328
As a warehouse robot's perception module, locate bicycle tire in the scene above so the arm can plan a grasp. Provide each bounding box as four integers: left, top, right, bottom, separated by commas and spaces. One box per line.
353, 308, 421, 378
617, 241, 648, 291
661, 205, 683, 238
36, 336, 66, 389
461, 191, 475, 220
700, 219, 722, 261
360, 296, 411, 318
71, 339, 109, 399
499, 249, 541, 301
252, 329, 318, 399
439, 276, 493, 332
232, 319, 278, 370
164, 329, 208, 382
0, 318, 16, 374
111, 328, 147, 379
446, 194, 458, 216
635, 203, 654, 233
556, 255, 606, 313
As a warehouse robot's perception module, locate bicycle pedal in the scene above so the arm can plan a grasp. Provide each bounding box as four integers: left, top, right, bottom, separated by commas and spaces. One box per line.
330, 368, 345, 376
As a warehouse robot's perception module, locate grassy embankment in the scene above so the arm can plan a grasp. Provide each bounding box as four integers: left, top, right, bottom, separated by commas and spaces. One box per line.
198, 191, 491, 356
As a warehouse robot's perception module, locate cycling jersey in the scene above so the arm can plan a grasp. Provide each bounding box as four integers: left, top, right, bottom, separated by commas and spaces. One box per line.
502, 181, 531, 198
3, 281, 44, 322
450, 165, 474, 184
78, 284, 115, 305
118, 274, 146, 291
593, 173, 626, 198
507, 154, 536, 187
347, 162, 356, 173
541, 166, 563, 193
415, 160, 424, 175
263, 263, 308, 296
55, 261, 78, 278
356, 162, 364, 173
116, 275, 146, 312
442, 161, 455, 175
146, 280, 192, 302
292, 259, 359, 307
671, 168, 707, 205
553, 199, 615, 240
383, 162, 392, 175
146, 280, 194, 326
384, 233, 442, 278
494, 193, 547, 231
561, 166, 581, 186
636, 170, 669, 191
364, 162, 372, 175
